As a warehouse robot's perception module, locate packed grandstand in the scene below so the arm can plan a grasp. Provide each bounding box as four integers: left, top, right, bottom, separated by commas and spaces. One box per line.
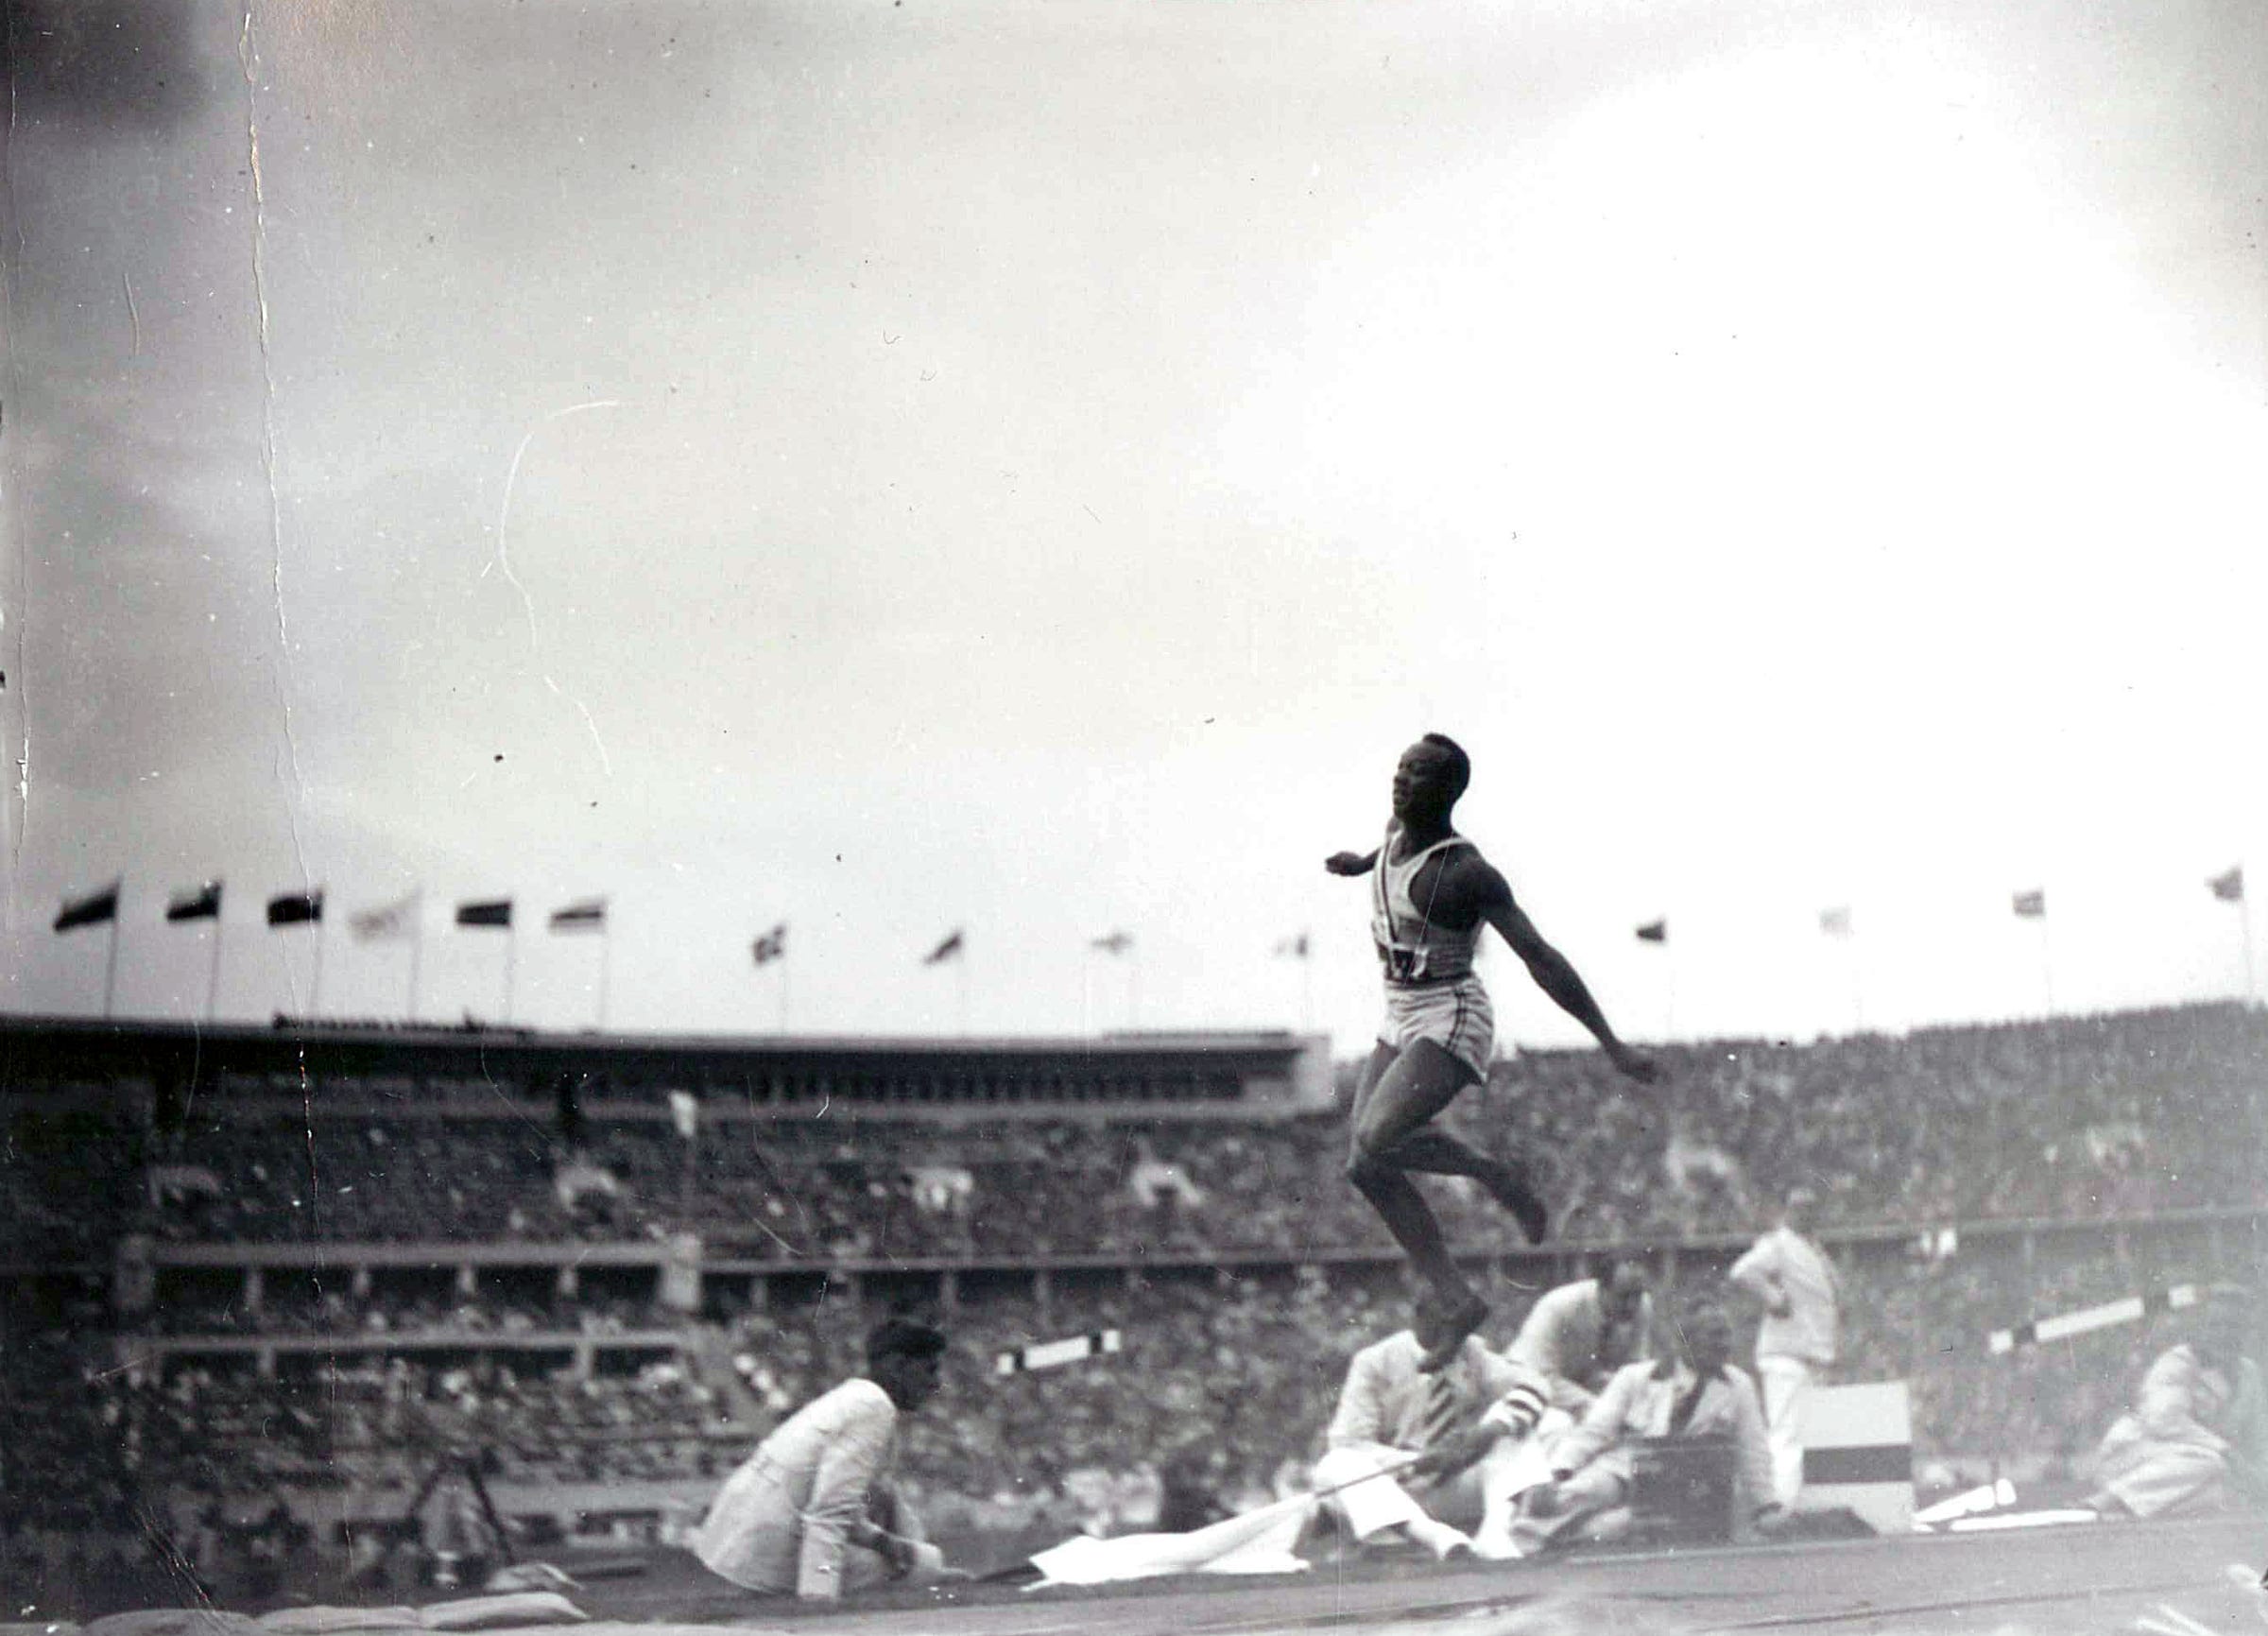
2, 1002, 2262, 1600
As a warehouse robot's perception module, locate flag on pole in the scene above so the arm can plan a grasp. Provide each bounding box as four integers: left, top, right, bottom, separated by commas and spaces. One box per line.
1819, 906, 1853, 939
55, 882, 121, 933
456, 898, 513, 928
2012, 890, 2046, 919
549, 898, 608, 934
1635, 920, 1667, 943
1091, 931, 1133, 956
923, 928, 965, 965
751, 922, 787, 965
1274, 932, 1310, 959
351, 893, 420, 941
165, 882, 222, 922
266, 891, 324, 926
2209, 867, 2244, 903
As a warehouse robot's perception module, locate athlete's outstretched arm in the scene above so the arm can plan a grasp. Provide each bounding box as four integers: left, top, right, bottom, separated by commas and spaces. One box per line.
1324, 848, 1380, 876
1472, 865, 1657, 1083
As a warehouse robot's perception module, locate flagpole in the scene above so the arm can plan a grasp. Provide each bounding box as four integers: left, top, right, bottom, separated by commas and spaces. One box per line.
1848, 936, 1865, 1036
408, 904, 424, 1025
309, 919, 327, 1021
596, 928, 612, 1032
2037, 918, 2054, 1018
2231, 880, 2249, 1007
205, 911, 226, 1024
2239, 887, 2256, 1007
102, 908, 123, 1022
1302, 949, 1314, 1032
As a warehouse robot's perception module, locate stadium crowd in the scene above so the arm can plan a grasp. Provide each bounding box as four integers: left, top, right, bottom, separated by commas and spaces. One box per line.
50, 1003, 2255, 1260
3, 1002, 2262, 1576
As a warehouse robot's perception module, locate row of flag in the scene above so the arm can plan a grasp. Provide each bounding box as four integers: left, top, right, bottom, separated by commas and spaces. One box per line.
53, 883, 610, 939
753, 926, 1307, 967
57, 888, 1316, 974
61, 864, 2248, 965
1626, 867, 2245, 945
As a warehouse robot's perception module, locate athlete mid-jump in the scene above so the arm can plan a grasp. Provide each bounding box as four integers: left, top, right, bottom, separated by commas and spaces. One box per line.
1329, 733, 1658, 1369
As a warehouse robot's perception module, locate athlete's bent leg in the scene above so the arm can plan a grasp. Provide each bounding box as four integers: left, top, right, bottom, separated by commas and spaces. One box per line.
1383, 1128, 1550, 1244
1345, 1042, 1399, 1128
1346, 1041, 1484, 1365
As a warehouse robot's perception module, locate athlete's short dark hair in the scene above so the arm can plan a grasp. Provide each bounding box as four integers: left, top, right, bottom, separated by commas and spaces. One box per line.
1420, 732, 1470, 799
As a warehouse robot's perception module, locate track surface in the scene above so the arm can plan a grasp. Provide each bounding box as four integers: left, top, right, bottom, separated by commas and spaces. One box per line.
570, 1517, 2266, 1636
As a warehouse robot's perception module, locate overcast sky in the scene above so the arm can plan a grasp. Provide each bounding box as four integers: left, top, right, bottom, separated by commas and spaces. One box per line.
3, 0, 2262, 1056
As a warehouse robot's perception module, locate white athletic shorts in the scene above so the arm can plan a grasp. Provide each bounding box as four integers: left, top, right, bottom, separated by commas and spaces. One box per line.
1378, 975, 1494, 1080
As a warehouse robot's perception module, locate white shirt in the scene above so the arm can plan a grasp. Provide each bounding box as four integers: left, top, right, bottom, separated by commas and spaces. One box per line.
1728, 1226, 1839, 1366
692, 1377, 898, 1599
1506, 1280, 1658, 1413
1554, 1357, 1776, 1513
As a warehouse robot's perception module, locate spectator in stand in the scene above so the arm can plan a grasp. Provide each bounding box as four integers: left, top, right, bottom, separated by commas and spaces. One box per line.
555, 1146, 624, 1232
1661, 1111, 1750, 1233
1313, 1304, 1551, 1561
1727, 1185, 1840, 1509
690, 1317, 967, 1602
1127, 1139, 1206, 1248
1507, 1297, 1778, 1558
1505, 1259, 1658, 1415
2084, 1285, 2266, 1520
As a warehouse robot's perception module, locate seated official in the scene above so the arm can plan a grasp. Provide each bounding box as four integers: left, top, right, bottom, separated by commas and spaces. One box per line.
2086, 1286, 2265, 1521
1504, 1259, 1658, 1417
1507, 1298, 1778, 1557
691, 1317, 966, 1601
1314, 1305, 1553, 1562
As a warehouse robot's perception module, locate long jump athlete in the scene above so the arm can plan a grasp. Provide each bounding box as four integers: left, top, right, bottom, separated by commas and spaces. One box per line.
1329, 733, 1658, 1369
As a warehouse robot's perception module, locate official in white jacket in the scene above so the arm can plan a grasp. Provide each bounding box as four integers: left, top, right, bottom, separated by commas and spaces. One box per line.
1727, 1187, 1839, 1508
1504, 1260, 1658, 1416
692, 1317, 962, 1601
1314, 1307, 1555, 1561
1509, 1299, 1779, 1557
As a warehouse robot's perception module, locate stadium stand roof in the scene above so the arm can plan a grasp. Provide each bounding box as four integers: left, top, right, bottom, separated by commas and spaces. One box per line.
0, 1014, 1335, 1112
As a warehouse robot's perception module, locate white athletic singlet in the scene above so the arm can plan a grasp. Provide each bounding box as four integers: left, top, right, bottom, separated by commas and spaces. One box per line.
1370, 824, 1482, 987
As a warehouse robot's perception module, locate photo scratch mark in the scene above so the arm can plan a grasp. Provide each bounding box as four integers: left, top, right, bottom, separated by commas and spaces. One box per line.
238, 6, 314, 883
492, 399, 625, 778
122, 267, 140, 356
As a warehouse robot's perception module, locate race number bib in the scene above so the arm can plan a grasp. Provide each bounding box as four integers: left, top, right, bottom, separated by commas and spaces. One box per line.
1375, 939, 1429, 982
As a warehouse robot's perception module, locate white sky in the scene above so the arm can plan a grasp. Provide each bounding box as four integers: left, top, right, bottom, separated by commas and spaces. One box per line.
4, 0, 2263, 1055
